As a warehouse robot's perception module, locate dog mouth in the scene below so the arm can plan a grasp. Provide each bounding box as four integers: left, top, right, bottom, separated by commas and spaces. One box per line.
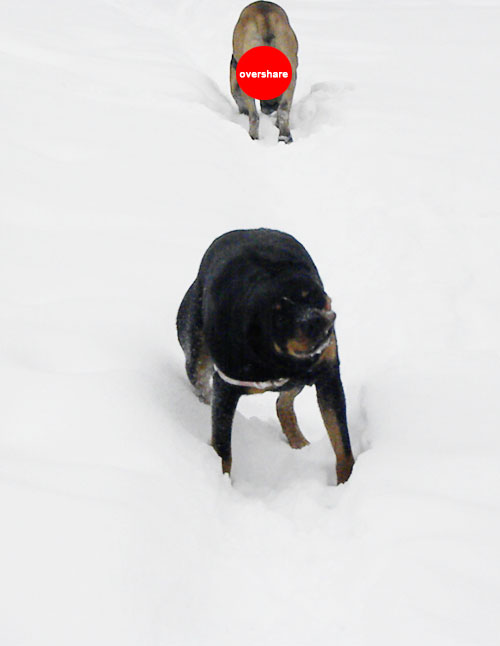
295, 325, 334, 357
280, 324, 334, 359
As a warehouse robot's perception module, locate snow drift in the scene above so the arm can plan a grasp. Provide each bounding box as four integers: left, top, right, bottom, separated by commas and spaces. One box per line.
1, 1, 500, 645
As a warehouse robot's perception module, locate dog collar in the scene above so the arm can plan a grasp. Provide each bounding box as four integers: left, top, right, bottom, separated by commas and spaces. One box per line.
214, 365, 289, 390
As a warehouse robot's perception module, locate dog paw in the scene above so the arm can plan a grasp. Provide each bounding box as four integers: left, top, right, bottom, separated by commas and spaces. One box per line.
288, 436, 310, 449
196, 389, 212, 405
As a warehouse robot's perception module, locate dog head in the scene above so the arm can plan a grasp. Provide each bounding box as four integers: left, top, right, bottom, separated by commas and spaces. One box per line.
270, 288, 336, 360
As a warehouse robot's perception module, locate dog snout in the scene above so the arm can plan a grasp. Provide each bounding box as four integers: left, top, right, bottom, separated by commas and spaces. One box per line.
300, 309, 334, 339
323, 309, 336, 324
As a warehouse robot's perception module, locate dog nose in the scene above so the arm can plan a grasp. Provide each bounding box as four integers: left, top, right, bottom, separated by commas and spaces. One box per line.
323, 309, 336, 324
301, 309, 333, 338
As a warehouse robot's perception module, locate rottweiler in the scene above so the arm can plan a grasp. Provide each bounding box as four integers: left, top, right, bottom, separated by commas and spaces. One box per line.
176, 228, 354, 484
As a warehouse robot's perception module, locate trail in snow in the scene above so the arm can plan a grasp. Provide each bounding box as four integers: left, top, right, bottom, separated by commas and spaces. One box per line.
1, 1, 500, 645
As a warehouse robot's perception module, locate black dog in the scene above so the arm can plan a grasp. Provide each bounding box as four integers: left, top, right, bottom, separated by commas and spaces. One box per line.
176, 228, 354, 484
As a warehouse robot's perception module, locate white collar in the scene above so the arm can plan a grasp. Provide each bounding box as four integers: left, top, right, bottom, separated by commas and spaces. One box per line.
214, 365, 289, 390
213, 334, 333, 390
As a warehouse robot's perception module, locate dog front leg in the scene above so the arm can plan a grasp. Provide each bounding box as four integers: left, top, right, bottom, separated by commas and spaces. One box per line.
316, 365, 354, 484
276, 386, 308, 448
211, 373, 241, 475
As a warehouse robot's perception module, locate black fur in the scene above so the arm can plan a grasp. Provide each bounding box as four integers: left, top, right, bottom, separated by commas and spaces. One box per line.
176, 228, 354, 482
260, 98, 281, 115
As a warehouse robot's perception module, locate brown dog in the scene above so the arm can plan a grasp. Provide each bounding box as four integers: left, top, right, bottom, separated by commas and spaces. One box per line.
231, 2, 298, 143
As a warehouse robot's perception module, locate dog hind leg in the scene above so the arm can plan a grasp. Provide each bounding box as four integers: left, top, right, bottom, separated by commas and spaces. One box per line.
176, 281, 213, 404
230, 62, 260, 139
187, 332, 213, 405
276, 71, 296, 143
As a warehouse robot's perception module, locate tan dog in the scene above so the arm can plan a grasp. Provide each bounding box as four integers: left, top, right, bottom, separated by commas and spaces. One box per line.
231, 2, 298, 143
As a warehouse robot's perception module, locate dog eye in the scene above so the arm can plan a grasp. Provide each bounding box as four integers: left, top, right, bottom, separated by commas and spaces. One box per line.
274, 297, 293, 311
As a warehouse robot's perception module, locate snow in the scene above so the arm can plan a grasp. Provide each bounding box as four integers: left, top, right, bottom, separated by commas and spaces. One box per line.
1, 0, 500, 644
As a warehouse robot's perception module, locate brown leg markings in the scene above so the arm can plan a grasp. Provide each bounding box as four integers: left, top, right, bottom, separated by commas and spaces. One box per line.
186, 329, 213, 405
221, 456, 232, 475
316, 393, 354, 484
193, 336, 213, 404
276, 387, 309, 449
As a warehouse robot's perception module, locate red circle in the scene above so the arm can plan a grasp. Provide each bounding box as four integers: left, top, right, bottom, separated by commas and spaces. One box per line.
236, 46, 292, 100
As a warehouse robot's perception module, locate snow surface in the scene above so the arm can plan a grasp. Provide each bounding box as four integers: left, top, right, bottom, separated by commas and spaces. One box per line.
1, 0, 500, 644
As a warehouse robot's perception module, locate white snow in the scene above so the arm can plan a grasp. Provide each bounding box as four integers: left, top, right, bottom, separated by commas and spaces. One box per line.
1, 1, 500, 644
